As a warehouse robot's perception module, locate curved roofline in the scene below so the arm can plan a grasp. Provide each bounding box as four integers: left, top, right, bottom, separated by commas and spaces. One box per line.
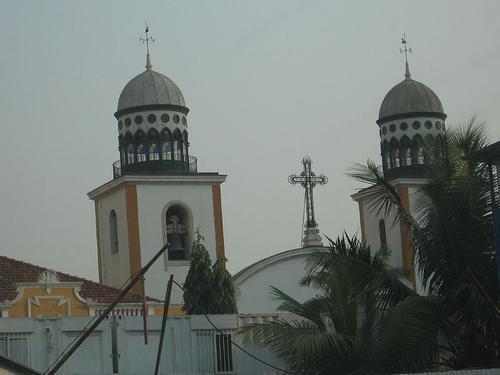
376, 111, 447, 125
114, 104, 190, 118
233, 247, 324, 285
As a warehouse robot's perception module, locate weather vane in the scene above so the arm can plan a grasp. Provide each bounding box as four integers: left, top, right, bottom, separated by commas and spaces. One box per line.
400, 33, 412, 78
140, 23, 155, 55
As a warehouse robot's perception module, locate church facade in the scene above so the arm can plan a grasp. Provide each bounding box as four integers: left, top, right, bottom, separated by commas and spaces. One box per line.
88, 49, 226, 311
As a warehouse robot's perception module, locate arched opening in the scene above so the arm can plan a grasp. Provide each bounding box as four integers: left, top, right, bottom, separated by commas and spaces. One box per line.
121, 150, 126, 166
162, 141, 172, 160
127, 144, 135, 165
165, 205, 192, 261
149, 143, 160, 160
403, 147, 412, 166
137, 144, 146, 162
389, 139, 399, 169
381, 140, 390, 171
400, 136, 412, 166
109, 210, 119, 254
417, 147, 424, 165
173, 129, 184, 161
183, 130, 189, 158
413, 135, 425, 165
379, 219, 387, 249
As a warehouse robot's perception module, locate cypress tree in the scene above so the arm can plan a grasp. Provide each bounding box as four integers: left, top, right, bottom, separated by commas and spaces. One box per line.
212, 257, 238, 314
182, 231, 213, 314
183, 231, 238, 314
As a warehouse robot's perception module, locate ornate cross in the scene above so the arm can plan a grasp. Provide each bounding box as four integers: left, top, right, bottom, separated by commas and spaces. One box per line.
289, 156, 328, 230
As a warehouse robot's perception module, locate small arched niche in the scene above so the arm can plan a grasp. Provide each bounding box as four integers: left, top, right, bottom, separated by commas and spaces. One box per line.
163, 203, 193, 261
109, 210, 119, 254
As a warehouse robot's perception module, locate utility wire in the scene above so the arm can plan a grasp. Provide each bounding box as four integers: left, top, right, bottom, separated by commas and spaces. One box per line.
171, 280, 305, 375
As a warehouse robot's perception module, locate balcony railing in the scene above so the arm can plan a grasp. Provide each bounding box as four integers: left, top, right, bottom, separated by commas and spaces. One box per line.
113, 154, 197, 179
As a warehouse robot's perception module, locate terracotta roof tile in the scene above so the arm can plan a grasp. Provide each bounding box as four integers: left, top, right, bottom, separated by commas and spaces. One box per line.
0, 255, 160, 304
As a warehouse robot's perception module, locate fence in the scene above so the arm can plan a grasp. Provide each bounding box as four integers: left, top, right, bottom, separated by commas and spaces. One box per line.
0, 314, 283, 375
1, 316, 499, 375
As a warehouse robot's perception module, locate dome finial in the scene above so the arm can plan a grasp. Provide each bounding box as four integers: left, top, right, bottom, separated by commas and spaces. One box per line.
400, 33, 412, 79
140, 23, 155, 70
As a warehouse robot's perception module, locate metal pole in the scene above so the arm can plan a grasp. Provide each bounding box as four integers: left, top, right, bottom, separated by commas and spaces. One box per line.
154, 274, 174, 375
44, 243, 169, 375
141, 276, 148, 345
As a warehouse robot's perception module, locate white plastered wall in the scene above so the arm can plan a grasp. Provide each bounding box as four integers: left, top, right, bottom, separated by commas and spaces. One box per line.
361, 199, 404, 269
95, 188, 132, 290
136, 183, 217, 303
235, 251, 316, 314
407, 185, 428, 295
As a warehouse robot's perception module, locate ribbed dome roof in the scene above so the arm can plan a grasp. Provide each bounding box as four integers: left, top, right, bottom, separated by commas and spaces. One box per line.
117, 65, 185, 112
378, 77, 444, 121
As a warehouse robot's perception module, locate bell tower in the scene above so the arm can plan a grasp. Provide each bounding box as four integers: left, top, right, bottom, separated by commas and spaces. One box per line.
352, 36, 446, 293
88, 30, 226, 309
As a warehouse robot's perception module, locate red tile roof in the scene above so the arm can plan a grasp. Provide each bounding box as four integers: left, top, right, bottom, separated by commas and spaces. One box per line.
0, 255, 159, 304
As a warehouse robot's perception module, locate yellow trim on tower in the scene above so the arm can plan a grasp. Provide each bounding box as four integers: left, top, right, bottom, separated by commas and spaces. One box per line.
125, 184, 142, 295
94, 201, 103, 283
398, 186, 416, 288
212, 184, 225, 261
358, 201, 367, 244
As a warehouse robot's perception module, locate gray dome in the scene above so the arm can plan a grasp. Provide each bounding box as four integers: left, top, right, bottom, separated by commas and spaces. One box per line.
378, 77, 444, 121
117, 68, 185, 112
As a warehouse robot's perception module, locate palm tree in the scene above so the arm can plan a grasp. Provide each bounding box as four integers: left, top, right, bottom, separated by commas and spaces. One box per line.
349, 118, 500, 368
245, 235, 444, 374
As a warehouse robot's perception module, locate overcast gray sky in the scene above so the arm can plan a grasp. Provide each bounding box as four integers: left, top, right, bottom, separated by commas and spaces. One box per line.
1, 0, 500, 281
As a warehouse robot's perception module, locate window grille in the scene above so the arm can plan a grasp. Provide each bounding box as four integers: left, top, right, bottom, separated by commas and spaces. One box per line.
196, 330, 234, 374
0, 333, 30, 366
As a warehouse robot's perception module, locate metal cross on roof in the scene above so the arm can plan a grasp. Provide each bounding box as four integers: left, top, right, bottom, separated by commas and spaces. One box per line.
289, 156, 328, 231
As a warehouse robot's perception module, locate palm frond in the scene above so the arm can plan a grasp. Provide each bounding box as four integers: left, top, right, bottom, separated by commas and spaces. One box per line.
348, 160, 416, 228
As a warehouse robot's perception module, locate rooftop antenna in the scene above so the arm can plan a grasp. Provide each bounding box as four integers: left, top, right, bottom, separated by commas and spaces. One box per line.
400, 33, 412, 79
140, 23, 155, 70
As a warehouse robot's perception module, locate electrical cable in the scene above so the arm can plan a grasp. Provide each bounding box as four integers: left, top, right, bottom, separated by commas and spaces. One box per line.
43, 269, 144, 374
171, 280, 305, 375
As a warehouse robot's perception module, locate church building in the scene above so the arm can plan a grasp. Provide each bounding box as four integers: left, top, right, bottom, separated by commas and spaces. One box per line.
88, 38, 226, 312
236, 42, 447, 313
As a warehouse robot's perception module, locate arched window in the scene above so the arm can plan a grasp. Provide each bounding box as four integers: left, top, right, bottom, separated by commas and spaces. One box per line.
162, 141, 172, 160
149, 143, 160, 160
417, 147, 424, 164
137, 144, 146, 162
183, 131, 189, 158
127, 144, 135, 164
403, 147, 412, 166
109, 210, 119, 254
393, 148, 400, 168
121, 150, 126, 166
385, 153, 392, 170
379, 219, 387, 249
173, 141, 183, 161
166, 206, 189, 260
